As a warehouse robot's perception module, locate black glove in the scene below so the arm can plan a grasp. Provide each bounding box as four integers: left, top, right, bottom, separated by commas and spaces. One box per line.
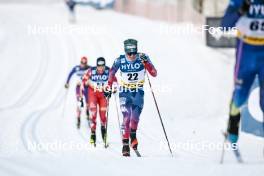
139, 53, 148, 63
65, 83, 69, 89
239, 0, 250, 15
104, 91, 112, 99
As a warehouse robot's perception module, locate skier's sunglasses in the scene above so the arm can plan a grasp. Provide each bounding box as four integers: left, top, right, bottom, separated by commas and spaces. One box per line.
127, 52, 137, 56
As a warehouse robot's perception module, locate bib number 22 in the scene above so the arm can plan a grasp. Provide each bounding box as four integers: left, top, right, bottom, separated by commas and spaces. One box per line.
127, 73, 138, 81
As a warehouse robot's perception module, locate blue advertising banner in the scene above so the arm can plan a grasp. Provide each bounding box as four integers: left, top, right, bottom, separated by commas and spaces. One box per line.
241, 78, 264, 137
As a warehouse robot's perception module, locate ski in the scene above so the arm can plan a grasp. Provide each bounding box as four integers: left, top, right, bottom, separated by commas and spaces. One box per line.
104, 143, 109, 148
133, 149, 142, 157
221, 131, 243, 163
233, 148, 243, 163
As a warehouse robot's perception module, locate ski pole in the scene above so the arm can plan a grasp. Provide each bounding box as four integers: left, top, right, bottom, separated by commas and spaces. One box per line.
146, 73, 173, 157
220, 39, 244, 164
62, 89, 69, 119
114, 93, 123, 141
220, 131, 228, 164
220, 107, 231, 164
105, 96, 110, 148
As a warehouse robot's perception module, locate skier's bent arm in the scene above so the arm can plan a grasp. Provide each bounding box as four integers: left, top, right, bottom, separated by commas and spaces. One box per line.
221, 0, 244, 28
144, 61, 157, 77
66, 66, 77, 85
139, 53, 157, 77
82, 68, 92, 87
108, 57, 121, 87
142, 55, 157, 77
110, 75, 118, 93
80, 68, 91, 97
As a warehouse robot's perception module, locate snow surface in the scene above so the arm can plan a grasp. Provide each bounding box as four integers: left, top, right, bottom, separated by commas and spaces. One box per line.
0, 3, 263, 176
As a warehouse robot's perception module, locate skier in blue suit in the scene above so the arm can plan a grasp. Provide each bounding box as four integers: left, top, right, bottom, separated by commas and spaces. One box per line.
222, 0, 264, 145
106, 39, 157, 156
65, 56, 90, 129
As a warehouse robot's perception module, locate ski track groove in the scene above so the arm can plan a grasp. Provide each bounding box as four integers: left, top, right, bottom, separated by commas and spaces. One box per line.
20, 34, 68, 155
0, 15, 46, 111
20, 35, 50, 153
24, 33, 76, 156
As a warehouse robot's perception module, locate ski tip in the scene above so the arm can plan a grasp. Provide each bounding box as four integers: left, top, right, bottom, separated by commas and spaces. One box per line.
236, 157, 244, 164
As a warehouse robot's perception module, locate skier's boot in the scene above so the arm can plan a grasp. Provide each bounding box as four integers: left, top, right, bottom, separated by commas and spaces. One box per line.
122, 139, 130, 157
101, 126, 108, 147
77, 117, 81, 129
90, 131, 96, 147
130, 129, 138, 150
227, 103, 240, 147
227, 133, 239, 146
